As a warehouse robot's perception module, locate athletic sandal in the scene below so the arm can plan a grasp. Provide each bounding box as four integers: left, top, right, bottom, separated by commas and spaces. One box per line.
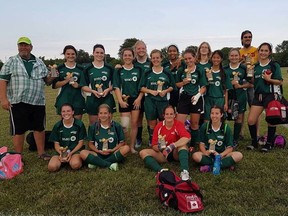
38, 153, 51, 161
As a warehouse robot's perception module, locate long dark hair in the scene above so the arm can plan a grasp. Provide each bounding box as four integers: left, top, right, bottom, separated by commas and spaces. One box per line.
211, 50, 226, 91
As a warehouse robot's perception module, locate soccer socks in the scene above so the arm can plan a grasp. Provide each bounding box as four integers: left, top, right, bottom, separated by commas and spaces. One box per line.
144, 156, 162, 172
233, 123, 242, 141
248, 124, 258, 146
136, 126, 143, 140
106, 151, 125, 163
267, 126, 276, 144
199, 155, 214, 165
85, 154, 111, 168
190, 129, 199, 147
178, 149, 189, 171
220, 156, 235, 169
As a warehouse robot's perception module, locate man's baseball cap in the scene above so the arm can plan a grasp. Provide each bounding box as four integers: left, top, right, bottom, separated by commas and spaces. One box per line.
17, 37, 32, 45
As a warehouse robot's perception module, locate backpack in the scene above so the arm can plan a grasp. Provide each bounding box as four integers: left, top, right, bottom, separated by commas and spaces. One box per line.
26, 131, 54, 151
273, 135, 286, 148
0, 146, 23, 180
156, 170, 204, 213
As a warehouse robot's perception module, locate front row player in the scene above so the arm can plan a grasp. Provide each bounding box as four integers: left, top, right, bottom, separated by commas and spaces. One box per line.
139, 105, 191, 180
192, 105, 243, 172
80, 104, 130, 171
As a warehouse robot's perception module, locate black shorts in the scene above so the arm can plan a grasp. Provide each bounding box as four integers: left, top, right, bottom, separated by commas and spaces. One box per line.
118, 97, 144, 113
177, 93, 204, 115
169, 89, 180, 108
251, 93, 274, 108
10, 103, 46, 135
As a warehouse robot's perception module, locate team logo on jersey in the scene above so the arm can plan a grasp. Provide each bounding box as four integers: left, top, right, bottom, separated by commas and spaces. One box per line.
102, 76, 107, 81
73, 76, 78, 82
108, 137, 114, 143
132, 76, 137, 82
215, 81, 221, 86
217, 140, 223, 146
70, 136, 76, 142
191, 79, 196, 84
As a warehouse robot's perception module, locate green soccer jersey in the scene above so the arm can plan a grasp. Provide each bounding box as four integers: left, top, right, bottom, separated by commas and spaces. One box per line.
53, 64, 86, 112
139, 69, 176, 101
253, 61, 282, 94
49, 119, 87, 151
81, 63, 114, 92
176, 66, 208, 96
197, 61, 212, 74
87, 121, 125, 151
199, 122, 233, 153
206, 70, 232, 98
113, 66, 142, 98
224, 64, 247, 96
134, 59, 151, 73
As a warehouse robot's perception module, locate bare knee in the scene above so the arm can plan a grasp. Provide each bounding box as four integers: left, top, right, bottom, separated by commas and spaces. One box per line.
231, 151, 243, 163
70, 160, 82, 170
192, 152, 203, 163
139, 149, 149, 159
120, 145, 130, 156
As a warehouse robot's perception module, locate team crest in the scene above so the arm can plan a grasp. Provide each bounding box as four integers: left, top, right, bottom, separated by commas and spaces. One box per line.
71, 136, 76, 142
215, 81, 220, 86
102, 76, 107, 81
108, 137, 114, 143
132, 76, 137, 82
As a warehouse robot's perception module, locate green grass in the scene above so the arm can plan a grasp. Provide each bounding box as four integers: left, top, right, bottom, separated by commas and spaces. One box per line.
1, 68, 288, 215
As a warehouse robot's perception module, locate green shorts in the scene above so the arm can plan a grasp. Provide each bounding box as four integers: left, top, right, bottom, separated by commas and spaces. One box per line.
204, 96, 224, 120
236, 92, 247, 114
144, 97, 169, 120
86, 93, 116, 115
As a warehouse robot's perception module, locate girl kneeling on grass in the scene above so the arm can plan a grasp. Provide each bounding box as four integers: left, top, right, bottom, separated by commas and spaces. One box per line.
80, 104, 130, 171
139, 105, 191, 180
48, 103, 87, 172
192, 105, 243, 173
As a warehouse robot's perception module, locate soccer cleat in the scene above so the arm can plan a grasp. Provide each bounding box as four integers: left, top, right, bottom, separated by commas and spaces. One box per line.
135, 139, 142, 148
109, 163, 119, 171
261, 143, 272, 153
247, 143, 258, 150
180, 170, 190, 181
88, 164, 97, 169
199, 165, 211, 173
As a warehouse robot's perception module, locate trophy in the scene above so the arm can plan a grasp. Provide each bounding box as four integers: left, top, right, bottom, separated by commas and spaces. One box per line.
245, 54, 254, 78
59, 146, 69, 162
205, 68, 213, 81
157, 81, 164, 92
122, 94, 130, 102
246, 65, 254, 78
158, 134, 167, 151
66, 72, 75, 84
49, 64, 58, 77
185, 69, 192, 81
101, 138, 109, 151
95, 84, 104, 95
208, 139, 217, 153
232, 71, 240, 83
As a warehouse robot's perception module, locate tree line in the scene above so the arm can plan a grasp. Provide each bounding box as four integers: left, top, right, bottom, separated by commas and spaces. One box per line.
0, 39, 287, 69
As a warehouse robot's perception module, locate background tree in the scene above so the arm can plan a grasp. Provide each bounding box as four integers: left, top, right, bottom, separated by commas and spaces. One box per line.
182, 45, 198, 54
76, 49, 91, 65
0, 60, 3, 70
118, 38, 139, 58
221, 47, 234, 66
274, 40, 288, 67
160, 46, 168, 62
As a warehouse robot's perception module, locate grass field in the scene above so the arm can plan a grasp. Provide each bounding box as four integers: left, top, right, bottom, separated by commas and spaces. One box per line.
1, 68, 288, 215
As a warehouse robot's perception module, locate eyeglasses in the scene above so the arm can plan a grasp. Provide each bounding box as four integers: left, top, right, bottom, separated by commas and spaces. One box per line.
243, 36, 252, 39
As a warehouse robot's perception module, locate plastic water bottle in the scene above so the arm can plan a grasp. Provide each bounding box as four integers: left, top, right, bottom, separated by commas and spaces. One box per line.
213, 155, 221, 175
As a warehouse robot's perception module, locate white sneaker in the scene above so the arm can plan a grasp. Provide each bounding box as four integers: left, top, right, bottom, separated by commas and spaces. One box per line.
109, 163, 119, 171
180, 170, 190, 181
88, 164, 97, 169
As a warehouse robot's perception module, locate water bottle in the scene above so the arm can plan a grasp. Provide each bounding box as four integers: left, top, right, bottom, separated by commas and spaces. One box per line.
213, 155, 221, 175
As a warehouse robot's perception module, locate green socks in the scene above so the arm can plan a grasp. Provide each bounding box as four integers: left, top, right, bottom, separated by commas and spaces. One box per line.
220, 156, 235, 169
178, 149, 189, 171
234, 123, 242, 141
106, 151, 124, 163
85, 154, 111, 168
144, 156, 162, 172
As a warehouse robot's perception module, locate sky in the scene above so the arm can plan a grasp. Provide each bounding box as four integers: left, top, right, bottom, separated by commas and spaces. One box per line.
0, 0, 287, 62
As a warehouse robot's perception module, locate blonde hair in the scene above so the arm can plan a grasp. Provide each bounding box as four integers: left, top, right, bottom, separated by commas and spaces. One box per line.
196, 42, 212, 63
